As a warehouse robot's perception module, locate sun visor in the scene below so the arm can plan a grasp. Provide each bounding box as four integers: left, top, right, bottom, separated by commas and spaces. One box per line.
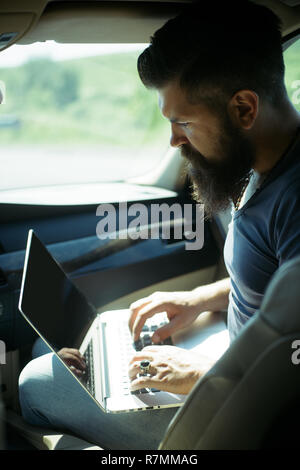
17, 3, 183, 45
0, 1, 48, 52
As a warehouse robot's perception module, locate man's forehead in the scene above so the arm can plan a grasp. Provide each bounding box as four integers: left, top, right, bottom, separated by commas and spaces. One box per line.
158, 83, 194, 121
158, 82, 209, 123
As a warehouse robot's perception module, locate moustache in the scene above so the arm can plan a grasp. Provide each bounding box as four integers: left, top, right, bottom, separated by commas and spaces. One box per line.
180, 143, 223, 176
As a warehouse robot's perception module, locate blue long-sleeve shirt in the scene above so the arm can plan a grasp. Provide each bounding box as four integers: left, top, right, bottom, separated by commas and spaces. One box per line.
224, 131, 300, 342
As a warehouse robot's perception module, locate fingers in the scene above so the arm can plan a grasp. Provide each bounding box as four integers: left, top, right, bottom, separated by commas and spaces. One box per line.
152, 314, 183, 343
128, 361, 156, 381
131, 302, 168, 342
58, 348, 86, 376
128, 347, 163, 392
128, 348, 155, 376
128, 357, 161, 392
129, 347, 154, 365
129, 292, 167, 338
128, 298, 152, 333
130, 374, 162, 392
128, 346, 182, 393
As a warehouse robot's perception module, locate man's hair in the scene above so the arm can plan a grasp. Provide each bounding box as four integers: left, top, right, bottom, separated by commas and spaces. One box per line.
137, 1, 286, 112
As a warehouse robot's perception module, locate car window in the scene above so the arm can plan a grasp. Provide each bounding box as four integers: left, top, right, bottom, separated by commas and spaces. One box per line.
0, 41, 170, 192
284, 37, 300, 113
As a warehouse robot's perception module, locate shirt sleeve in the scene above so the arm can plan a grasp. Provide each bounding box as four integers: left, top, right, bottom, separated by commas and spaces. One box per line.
274, 179, 300, 265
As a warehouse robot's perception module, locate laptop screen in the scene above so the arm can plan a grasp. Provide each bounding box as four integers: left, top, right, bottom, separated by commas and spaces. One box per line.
19, 230, 96, 351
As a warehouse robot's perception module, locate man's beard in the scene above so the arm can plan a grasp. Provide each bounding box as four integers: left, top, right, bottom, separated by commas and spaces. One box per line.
182, 115, 255, 219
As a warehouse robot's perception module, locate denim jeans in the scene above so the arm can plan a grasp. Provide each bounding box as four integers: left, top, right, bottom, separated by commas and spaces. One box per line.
18, 339, 177, 450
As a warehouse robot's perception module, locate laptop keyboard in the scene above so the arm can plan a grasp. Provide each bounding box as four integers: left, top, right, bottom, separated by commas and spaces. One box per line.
83, 340, 95, 396
133, 322, 173, 352
82, 315, 173, 397
128, 318, 173, 395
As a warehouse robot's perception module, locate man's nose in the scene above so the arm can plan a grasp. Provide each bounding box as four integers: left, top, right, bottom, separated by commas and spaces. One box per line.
170, 124, 189, 148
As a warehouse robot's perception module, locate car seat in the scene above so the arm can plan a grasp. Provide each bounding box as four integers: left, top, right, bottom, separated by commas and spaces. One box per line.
160, 254, 300, 449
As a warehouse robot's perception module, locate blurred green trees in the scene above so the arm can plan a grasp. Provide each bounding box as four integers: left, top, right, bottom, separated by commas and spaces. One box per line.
0, 51, 169, 146
0, 38, 299, 148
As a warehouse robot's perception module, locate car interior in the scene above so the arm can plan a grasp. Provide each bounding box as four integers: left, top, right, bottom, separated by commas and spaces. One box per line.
0, 0, 300, 451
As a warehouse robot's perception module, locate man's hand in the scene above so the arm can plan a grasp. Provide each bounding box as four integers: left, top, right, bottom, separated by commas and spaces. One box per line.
128, 291, 203, 344
128, 345, 214, 395
128, 279, 231, 343
57, 348, 86, 378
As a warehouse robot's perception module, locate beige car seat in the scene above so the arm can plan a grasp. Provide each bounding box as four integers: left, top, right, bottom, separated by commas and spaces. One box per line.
160, 255, 300, 450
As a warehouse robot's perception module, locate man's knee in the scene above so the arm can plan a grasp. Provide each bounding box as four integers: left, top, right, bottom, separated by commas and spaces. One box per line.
18, 353, 54, 426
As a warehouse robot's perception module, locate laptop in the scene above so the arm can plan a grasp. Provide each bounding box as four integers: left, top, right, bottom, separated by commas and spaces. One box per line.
18, 230, 229, 414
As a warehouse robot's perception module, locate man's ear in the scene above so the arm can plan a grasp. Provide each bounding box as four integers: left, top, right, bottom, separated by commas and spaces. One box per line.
228, 90, 259, 130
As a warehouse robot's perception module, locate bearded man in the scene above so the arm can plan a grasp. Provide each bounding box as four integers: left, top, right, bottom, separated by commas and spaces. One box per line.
19, 0, 300, 450
128, 0, 300, 392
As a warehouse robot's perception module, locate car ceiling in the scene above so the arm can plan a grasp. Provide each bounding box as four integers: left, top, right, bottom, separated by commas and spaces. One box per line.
0, 0, 300, 53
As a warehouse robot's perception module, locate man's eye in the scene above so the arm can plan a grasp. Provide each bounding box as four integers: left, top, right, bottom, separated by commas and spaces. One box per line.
179, 122, 190, 128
